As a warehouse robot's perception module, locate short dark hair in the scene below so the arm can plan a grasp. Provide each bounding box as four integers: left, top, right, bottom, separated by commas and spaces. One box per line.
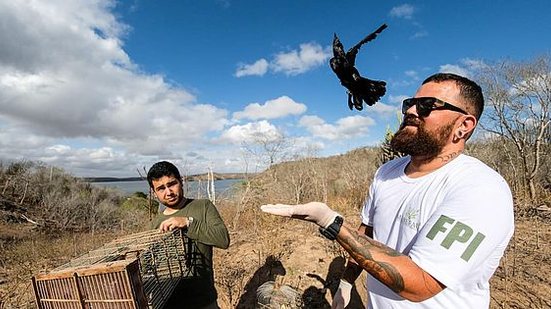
147, 161, 182, 188
423, 73, 484, 120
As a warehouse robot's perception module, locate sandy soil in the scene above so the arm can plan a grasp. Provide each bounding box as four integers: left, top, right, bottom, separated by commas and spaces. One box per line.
214, 217, 551, 309
0, 216, 548, 308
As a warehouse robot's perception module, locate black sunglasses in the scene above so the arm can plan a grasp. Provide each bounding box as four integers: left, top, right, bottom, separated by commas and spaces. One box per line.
402, 97, 469, 117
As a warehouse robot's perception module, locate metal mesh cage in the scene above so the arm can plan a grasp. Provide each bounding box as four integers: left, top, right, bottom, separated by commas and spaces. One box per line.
32, 229, 190, 309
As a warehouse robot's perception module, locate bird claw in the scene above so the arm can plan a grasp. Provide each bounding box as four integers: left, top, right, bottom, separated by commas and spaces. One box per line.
347, 92, 366, 111
353, 96, 364, 111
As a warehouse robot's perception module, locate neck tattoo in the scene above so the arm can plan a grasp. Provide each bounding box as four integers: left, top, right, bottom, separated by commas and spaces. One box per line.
438, 151, 461, 163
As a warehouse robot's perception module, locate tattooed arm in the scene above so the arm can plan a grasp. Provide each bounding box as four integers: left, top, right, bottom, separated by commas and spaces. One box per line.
331, 224, 371, 308
337, 222, 445, 302
340, 223, 372, 284
260, 202, 444, 302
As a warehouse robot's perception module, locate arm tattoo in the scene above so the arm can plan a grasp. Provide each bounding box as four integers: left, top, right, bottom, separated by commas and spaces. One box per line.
338, 228, 405, 293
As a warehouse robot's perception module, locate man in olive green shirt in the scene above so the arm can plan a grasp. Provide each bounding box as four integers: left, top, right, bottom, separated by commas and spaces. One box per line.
148, 161, 230, 309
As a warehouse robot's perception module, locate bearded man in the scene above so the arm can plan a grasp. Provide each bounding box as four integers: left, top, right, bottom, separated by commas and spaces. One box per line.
261, 73, 514, 309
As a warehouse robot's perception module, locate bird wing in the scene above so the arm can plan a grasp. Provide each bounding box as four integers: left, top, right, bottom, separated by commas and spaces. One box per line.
332, 33, 346, 59
346, 24, 388, 66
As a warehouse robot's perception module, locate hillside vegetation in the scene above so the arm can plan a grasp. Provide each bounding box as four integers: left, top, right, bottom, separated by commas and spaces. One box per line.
211, 139, 550, 308
2, 136, 549, 308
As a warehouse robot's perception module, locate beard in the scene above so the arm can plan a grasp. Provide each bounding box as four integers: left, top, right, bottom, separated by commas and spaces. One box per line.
390, 114, 455, 158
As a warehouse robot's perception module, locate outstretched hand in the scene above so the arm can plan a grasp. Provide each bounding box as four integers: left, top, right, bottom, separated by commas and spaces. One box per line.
260, 202, 340, 228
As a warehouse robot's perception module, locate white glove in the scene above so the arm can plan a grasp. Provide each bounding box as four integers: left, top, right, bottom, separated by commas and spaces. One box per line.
260, 202, 340, 228
331, 279, 353, 309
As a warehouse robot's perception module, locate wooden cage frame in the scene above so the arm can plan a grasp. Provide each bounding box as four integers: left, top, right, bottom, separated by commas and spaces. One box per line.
32, 229, 189, 309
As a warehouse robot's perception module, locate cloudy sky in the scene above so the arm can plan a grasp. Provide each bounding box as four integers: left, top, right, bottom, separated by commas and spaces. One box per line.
0, 0, 549, 177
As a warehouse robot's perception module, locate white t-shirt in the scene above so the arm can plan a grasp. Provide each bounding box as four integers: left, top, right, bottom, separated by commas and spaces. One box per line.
361, 154, 514, 309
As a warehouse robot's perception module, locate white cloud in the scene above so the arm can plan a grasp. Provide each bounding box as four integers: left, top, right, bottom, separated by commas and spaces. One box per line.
404, 70, 419, 80
372, 102, 399, 114
438, 59, 488, 79
299, 115, 375, 141
388, 94, 409, 105
219, 120, 282, 144
0, 1, 231, 176
0, 126, 144, 176
439, 64, 471, 78
411, 30, 428, 39
389, 4, 415, 19
271, 43, 331, 76
461, 58, 488, 71
235, 58, 269, 77
234, 42, 331, 77
289, 136, 325, 156
233, 96, 307, 120
0, 1, 130, 72
388, 6, 426, 39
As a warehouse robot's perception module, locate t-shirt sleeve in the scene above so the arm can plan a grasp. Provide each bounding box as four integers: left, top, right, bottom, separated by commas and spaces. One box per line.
360, 182, 376, 227
361, 163, 388, 227
186, 200, 230, 249
408, 173, 514, 291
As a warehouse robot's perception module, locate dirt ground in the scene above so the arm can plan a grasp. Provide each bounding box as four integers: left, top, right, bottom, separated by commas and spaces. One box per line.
0, 216, 549, 308
214, 214, 368, 309
488, 219, 551, 309
214, 216, 551, 309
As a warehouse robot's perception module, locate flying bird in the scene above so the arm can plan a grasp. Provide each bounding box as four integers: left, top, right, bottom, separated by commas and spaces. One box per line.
330, 24, 388, 111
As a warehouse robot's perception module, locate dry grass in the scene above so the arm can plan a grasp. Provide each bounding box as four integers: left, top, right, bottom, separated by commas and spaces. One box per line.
489, 219, 551, 309
1, 143, 550, 308
2, 211, 549, 308
0, 226, 134, 308
214, 202, 551, 309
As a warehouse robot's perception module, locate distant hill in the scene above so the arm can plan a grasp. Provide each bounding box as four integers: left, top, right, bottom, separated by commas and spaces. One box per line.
83, 172, 253, 183
82, 176, 142, 182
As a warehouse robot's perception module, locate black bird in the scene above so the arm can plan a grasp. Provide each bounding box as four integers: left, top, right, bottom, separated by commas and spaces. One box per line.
330, 24, 387, 111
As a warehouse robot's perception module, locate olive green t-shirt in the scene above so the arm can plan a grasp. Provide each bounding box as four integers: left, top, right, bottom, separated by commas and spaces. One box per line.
151, 198, 229, 308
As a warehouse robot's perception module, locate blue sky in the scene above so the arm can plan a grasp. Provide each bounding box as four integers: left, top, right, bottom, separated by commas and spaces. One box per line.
0, 0, 549, 177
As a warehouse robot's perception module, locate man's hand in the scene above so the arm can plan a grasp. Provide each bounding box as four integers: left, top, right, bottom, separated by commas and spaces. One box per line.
260, 202, 340, 228
331, 279, 352, 309
158, 217, 189, 232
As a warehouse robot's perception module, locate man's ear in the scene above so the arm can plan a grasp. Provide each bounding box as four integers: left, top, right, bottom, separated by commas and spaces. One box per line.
455, 115, 477, 140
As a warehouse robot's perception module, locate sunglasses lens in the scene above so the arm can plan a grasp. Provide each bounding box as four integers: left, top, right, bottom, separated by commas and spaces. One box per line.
402, 97, 439, 117
416, 98, 437, 117
402, 99, 416, 114
403, 97, 467, 117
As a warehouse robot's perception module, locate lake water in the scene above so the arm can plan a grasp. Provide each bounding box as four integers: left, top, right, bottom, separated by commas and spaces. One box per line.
91, 178, 243, 198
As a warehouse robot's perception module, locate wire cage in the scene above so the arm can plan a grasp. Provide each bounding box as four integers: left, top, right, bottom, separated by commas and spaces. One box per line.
32, 229, 190, 309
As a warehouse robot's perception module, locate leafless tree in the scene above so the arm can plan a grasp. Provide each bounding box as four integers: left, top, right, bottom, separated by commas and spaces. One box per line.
477, 55, 551, 201
241, 132, 291, 179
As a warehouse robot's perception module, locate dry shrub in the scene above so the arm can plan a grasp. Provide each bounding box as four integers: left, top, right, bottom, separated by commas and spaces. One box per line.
213, 147, 379, 308
0, 230, 127, 308
0, 160, 152, 308
0, 160, 150, 233
234, 147, 379, 211
466, 140, 551, 220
